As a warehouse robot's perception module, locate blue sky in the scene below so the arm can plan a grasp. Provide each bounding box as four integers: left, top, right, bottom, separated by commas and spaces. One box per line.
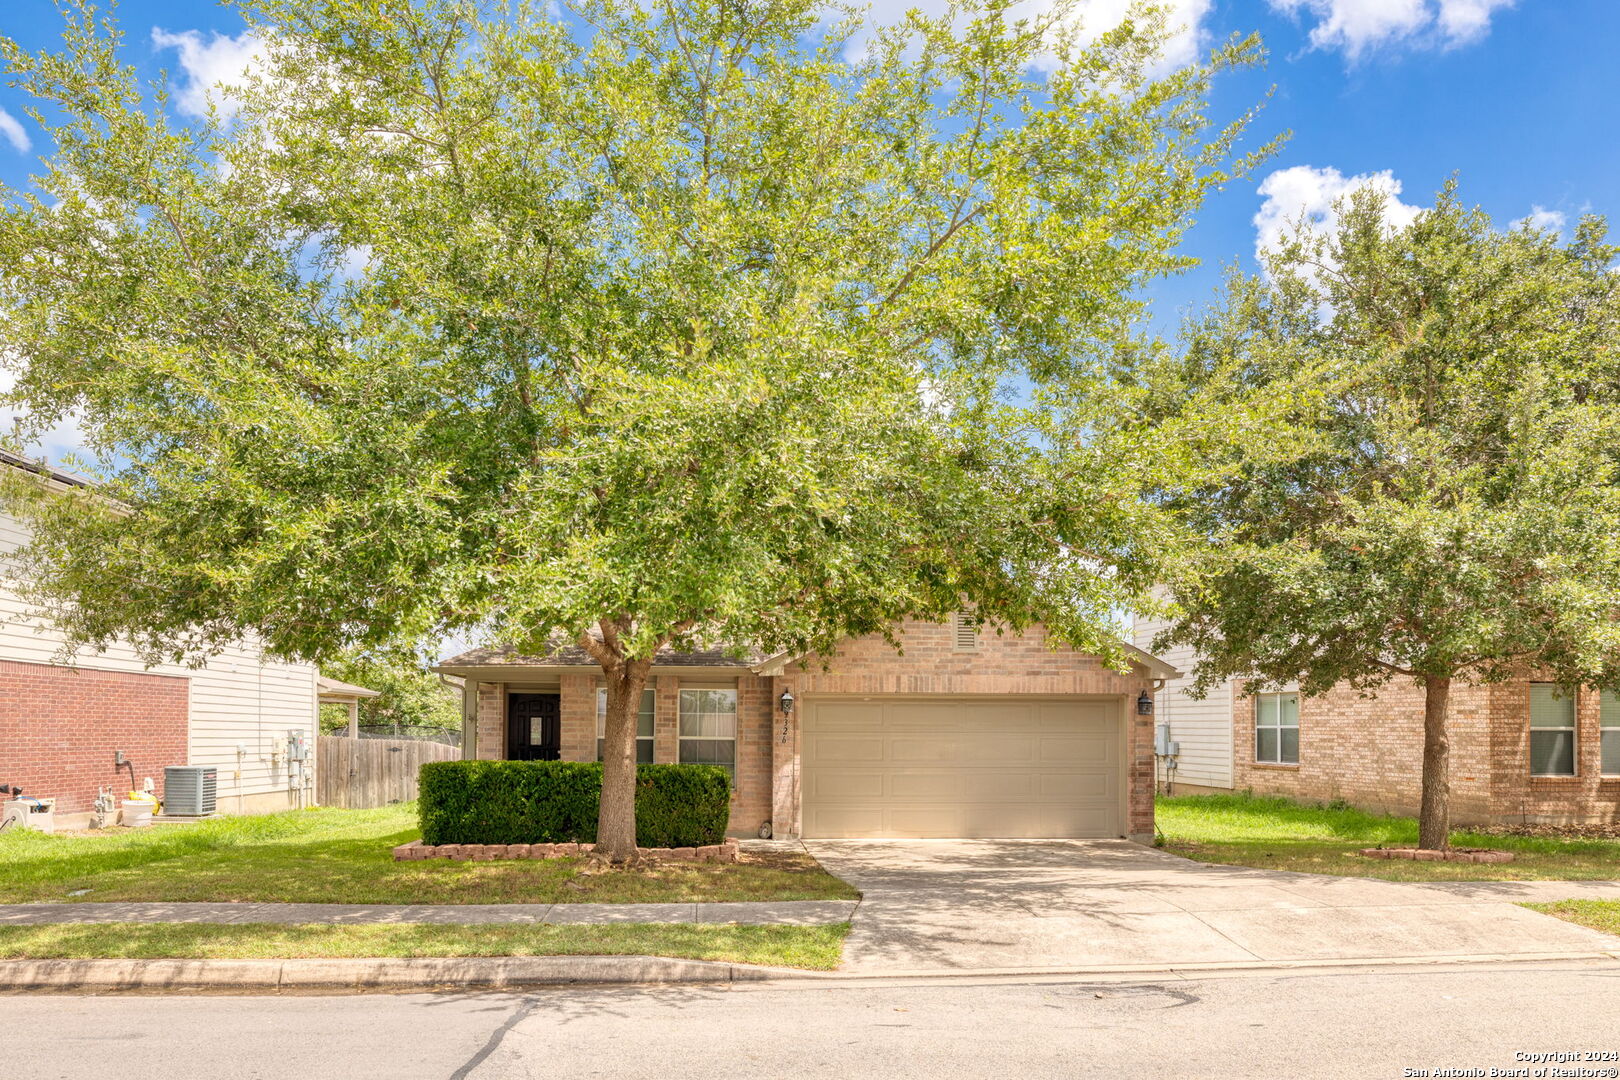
1, 0, 1616, 452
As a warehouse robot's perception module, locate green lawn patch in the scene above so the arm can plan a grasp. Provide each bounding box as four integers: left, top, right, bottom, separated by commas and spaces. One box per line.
0, 922, 848, 969
1521, 900, 1620, 937
1157, 792, 1620, 881
0, 804, 858, 904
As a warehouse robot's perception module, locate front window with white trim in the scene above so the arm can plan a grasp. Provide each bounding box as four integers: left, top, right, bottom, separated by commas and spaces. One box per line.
678, 688, 736, 781
1530, 684, 1576, 777
1254, 692, 1299, 765
1600, 691, 1620, 776
597, 688, 655, 764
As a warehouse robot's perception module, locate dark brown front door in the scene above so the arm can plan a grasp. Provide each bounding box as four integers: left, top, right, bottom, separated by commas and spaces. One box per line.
507, 693, 561, 760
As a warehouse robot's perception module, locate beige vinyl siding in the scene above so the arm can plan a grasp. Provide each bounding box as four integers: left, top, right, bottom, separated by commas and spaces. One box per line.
1131, 614, 1234, 789
0, 507, 319, 807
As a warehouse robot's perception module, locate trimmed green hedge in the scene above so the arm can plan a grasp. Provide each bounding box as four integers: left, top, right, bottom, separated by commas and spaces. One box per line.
417, 760, 732, 848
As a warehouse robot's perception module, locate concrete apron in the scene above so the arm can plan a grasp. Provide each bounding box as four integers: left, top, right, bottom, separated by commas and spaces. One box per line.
804, 839, 1620, 976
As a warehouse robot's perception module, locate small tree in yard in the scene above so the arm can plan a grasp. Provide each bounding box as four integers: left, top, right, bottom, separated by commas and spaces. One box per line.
1137, 184, 1620, 850
0, 0, 1264, 861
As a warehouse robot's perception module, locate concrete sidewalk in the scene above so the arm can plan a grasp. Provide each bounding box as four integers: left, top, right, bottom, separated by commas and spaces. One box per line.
807, 839, 1620, 975
0, 900, 857, 926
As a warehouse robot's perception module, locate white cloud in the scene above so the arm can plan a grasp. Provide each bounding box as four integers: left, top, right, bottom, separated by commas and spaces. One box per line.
1268, 0, 1514, 59
848, 0, 1212, 75
150, 28, 264, 120
1434, 0, 1514, 43
1516, 205, 1566, 234
1253, 164, 1421, 265
0, 107, 31, 154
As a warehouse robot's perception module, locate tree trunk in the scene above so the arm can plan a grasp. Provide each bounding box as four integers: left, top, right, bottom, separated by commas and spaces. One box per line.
1417, 673, 1452, 851
592, 658, 652, 864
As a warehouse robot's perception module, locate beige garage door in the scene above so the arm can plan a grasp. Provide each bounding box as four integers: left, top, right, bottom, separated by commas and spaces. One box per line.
801, 698, 1123, 839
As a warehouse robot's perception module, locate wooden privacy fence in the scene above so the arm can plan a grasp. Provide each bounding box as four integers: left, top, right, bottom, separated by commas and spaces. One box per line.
317, 736, 459, 809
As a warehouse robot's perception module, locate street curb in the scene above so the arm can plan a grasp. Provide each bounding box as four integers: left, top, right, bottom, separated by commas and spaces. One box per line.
0, 955, 750, 993
5, 949, 1620, 994
741, 949, 1620, 985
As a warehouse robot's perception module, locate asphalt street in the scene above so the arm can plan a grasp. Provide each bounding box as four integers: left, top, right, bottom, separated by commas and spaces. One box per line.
7, 962, 1620, 1080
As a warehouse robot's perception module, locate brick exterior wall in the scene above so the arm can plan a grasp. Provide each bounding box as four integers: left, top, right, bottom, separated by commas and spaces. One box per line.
1490, 682, 1620, 823
0, 659, 189, 814
559, 674, 594, 761
777, 620, 1159, 839
474, 682, 505, 761
1231, 676, 1620, 824
470, 620, 1159, 839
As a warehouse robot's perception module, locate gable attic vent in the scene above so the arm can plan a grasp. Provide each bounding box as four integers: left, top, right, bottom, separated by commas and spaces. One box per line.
952, 611, 979, 651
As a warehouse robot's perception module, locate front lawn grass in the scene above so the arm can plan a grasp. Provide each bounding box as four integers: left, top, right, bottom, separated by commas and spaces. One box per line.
0, 804, 859, 904
0, 922, 848, 969
1521, 900, 1620, 937
1157, 793, 1620, 881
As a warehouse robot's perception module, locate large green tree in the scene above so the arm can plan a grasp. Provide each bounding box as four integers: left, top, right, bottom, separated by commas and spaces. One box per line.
1136, 184, 1620, 850
0, 0, 1262, 860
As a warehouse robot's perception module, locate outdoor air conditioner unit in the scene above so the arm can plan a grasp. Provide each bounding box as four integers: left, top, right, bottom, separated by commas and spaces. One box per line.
163, 766, 218, 817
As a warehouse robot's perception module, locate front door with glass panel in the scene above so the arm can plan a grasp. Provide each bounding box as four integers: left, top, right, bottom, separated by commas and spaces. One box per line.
507, 693, 561, 761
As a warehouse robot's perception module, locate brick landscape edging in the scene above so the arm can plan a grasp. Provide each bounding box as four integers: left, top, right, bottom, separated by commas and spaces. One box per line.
1359, 847, 1515, 864
393, 839, 740, 863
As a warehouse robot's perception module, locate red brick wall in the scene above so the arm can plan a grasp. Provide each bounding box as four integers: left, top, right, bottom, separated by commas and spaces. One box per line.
1490, 682, 1620, 824
1232, 676, 1620, 825
779, 619, 1159, 838
477, 620, 1160, 840
0, 659, 189, 814
1230, 677, 1496, 821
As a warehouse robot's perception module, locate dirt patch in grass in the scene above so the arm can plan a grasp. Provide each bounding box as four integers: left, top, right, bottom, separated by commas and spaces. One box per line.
1158, 793, 1620, 882
0, 922, 849, 969
0, 804, 859, 904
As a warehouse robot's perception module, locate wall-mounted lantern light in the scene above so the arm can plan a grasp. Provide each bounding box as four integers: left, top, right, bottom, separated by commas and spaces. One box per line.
1136, 691, 1154, 716
779, 689, 795, 715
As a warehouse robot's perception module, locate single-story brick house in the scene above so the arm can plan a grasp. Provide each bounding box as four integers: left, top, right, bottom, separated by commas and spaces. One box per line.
1133, 614, 1620, 824
0, 450, 323, 825
434, 617, 1178, 841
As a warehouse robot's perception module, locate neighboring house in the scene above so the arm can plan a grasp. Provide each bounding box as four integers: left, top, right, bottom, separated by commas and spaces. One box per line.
434, 616, 1178, 841
1133, 614, 1620, 824
1130, 613, 1233, 796
0, 452, 321, 825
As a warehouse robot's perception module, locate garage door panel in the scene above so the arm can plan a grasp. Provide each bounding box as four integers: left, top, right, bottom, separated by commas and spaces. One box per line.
884, 703, 964, 729
888, 771, 964, 798
888, 737, 975, 763
802, 698, 1123, 839
885, 807, 966, 837
961, 771, 1043, 800
1037, 735, 1113, 764
811, 703, 887, 728
807, 735, 888, 764
807, 770, 888, 800
1037, 770, 1115, 799
1042, 805, 1118, 836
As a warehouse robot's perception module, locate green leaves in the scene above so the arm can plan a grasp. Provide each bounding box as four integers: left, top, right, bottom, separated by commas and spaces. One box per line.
0, 0, 1261, 670
1143, 181, 1620, 696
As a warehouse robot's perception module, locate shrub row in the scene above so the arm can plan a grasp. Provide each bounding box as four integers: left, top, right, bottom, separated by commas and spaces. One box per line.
417, 760, 731, 847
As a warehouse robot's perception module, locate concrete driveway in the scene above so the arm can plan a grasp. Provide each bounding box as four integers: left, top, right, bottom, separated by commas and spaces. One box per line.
806, 839, 1620, 974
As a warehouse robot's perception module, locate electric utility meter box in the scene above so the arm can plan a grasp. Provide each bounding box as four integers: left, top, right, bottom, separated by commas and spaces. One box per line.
1155, 722, 1173, 757
286, 731, 309, 762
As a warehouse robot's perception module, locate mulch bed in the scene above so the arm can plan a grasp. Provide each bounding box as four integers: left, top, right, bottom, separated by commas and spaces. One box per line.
393, 839, 740, 863
1359, 847, 1514, 864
